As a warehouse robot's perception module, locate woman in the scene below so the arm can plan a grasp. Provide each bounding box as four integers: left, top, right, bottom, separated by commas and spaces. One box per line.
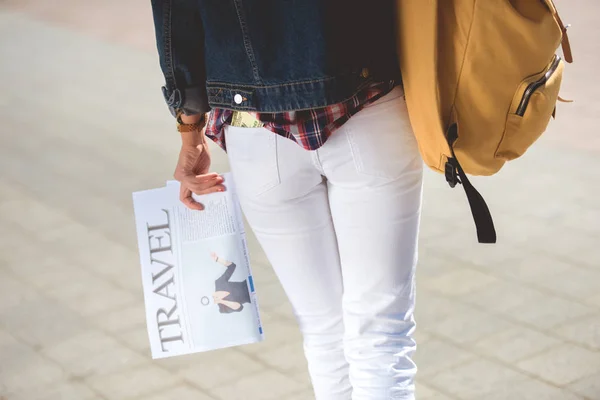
150, 1, 422, 398
210, 252, 251, 314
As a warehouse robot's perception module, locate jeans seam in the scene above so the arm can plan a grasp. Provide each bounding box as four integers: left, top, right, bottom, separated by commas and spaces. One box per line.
206, 76, 339, 89
232, 0, 262, 83
163, 0, 176, 90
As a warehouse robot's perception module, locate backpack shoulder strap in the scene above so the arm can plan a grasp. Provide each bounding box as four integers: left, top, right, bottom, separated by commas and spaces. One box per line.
542, 0, 573, 63
445, 124, 497, 244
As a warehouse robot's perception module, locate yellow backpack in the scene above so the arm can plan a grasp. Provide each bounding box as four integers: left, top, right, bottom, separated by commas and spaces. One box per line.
396, 0, 573, 243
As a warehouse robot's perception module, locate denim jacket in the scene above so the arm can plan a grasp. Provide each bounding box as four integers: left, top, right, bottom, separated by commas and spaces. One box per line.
151, 0, 400, 116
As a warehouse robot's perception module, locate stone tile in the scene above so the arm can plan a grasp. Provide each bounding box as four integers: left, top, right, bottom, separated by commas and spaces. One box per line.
568, 372, 600, 399
7, 381, 98, 400
90, 303, 146, 333
413, 329, 434, 345
570, 245, 600, 270
152, 352, 201, 371
0, 178, 22, 203
67, 347, 148, 378
517, 344, 600, 386
422, 267, 497, 296
483, 215, 551, 246
0, 329, 18, 347
0, 274, 40, 313
561, 207, 600, 236
41, 331, 148, 376
413, 339, 476, 378
0, 229, 53, 268
481, 378, 584, 400
424, 232, 529, 269
41, 272, 118, 299
555, 313, 600, 350
289, 368, 312, 388
42, 330, 120, 357
534, 267, 600, 301
255, 342, 307, 372
119, 326, 152, 353
9, 256, 97, 290
416, 382, 453, 400
488, 255, 574, 283
177, 349, 264, 390
210, 370, 303, 400
473, 326, 562, 363
426, 302, 516, 345
418, 217, 457, 241
39, 224, 140, 284
460, 279, 549, 314
0, 197, 73, 231
414, 292, 457, 327
86, 364, 180, 400
430, 359, 529, 399
145, 385, 217, 400
0, 298, 89, 348
286, 390, 317, 400
0, 242, 49, 270
505, 292, 594, 330
585, 292, 600, 309
45, 277, 137, 317
416, 251, 461, 278
529, 229, 599, 264
0, 342, 65, 393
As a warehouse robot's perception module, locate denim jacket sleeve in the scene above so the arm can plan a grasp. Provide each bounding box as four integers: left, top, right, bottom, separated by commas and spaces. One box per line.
151, 0, 210, 117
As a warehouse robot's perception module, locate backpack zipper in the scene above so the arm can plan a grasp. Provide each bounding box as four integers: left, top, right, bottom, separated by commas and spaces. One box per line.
516, 55, 561, 116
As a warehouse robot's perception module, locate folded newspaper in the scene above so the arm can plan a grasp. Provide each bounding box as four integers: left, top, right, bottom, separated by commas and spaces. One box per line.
132, 173, 264, 359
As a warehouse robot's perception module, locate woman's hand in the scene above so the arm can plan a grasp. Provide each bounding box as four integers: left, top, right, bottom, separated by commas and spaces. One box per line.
174, 113, 225, 210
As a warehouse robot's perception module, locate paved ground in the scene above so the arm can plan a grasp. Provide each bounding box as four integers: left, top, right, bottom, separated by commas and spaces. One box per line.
0, 1, 599, 399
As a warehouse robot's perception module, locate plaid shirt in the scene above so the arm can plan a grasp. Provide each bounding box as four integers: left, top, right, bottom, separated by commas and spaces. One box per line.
205, 80, 397, 151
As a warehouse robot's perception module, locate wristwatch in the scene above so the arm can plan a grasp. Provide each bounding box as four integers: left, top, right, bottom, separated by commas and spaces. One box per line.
176, 110, 206, 133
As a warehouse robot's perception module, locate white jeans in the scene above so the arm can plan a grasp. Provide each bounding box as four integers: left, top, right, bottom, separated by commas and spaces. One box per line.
225, 86, 423, 400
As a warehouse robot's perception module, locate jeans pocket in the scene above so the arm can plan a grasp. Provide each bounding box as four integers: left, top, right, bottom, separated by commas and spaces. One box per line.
345, 94, 419, 181
225, 126, 281, 198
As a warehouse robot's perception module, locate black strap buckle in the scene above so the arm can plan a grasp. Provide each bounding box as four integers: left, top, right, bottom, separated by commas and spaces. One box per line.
445, 160, 461, 188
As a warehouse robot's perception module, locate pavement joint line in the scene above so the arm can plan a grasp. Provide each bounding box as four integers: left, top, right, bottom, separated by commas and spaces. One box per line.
415, 375, 467, 400
1, 111, 174, 186
421, 249, 600, 312
0, 191, 143, 298
0, 265, 147, 400
0, 322, 111, 400
422, 329, 586, 395
179, 344, 306, 393
419, 299, 599, 391
537, 249, 600, 275
126, 383, 216, 400
1, 244, 162, 397
425, 281, 600, 350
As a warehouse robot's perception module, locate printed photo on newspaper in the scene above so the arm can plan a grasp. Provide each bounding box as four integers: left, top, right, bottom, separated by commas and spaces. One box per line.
132, 173, 264, 359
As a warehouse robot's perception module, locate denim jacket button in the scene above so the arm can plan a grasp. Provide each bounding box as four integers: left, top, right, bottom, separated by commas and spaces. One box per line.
234, 94, 243, 104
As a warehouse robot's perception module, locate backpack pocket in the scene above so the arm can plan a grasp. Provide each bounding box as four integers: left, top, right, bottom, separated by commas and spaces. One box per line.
496, 55, 564, 161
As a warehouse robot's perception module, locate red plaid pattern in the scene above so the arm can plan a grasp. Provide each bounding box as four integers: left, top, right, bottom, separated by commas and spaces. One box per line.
205, 80, 397, 151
